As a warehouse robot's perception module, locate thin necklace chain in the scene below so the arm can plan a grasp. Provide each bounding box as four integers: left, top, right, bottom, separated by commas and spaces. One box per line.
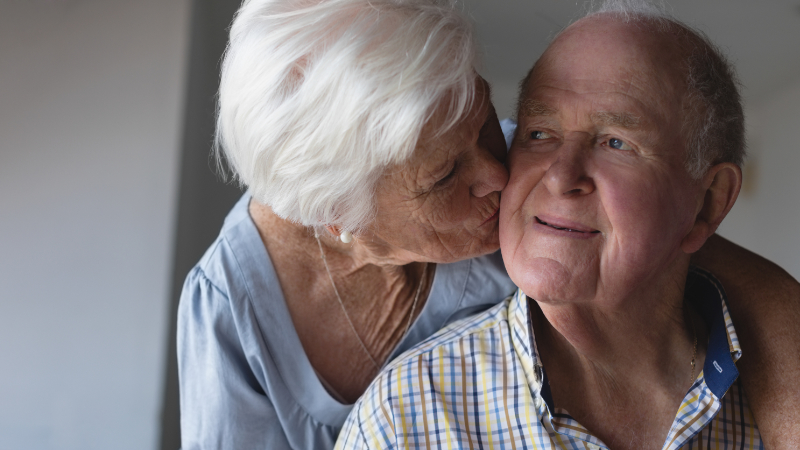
687, 305, 698, 384
315, 234, 428, 371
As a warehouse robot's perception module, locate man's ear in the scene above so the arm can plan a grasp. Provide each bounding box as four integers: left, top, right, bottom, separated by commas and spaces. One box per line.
681, 162, 742, 254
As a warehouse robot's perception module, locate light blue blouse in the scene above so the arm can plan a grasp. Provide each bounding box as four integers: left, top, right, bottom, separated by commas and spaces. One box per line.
177, 194, 517, 450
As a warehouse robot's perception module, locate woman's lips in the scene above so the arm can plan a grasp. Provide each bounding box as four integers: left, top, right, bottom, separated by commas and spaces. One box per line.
481, 207, 500, 226
534, 216, 600, 235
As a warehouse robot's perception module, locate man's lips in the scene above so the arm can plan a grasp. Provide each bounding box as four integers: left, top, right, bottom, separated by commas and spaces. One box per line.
535, 216, 600, 234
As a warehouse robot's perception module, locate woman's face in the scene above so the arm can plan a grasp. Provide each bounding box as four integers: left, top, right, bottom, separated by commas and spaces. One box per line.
367, 79, 509, 264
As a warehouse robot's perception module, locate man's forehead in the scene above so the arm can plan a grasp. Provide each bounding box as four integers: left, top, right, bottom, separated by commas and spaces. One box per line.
519, 98, 644, 130
518, 99, 556, 117
517, 18, 687, 127
531, 15, 687, 87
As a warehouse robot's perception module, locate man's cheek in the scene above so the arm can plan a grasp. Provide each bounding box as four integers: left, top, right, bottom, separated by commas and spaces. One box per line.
499, 208, 527, 267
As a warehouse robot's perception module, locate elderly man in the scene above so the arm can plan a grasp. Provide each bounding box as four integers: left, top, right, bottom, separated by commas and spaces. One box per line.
336, 5, 765, 450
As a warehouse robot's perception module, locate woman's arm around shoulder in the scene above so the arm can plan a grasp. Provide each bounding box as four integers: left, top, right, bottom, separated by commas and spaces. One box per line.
692, 234, 800, 449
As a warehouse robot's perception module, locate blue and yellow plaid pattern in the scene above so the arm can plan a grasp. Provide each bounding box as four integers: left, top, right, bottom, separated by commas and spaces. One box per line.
336, 268, 762, 449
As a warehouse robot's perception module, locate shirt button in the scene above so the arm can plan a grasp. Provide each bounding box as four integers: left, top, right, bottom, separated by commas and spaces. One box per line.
534, 397, 542, 408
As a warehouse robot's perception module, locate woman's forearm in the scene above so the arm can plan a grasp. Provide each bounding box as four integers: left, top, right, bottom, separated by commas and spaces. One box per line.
692, 234, 800, 449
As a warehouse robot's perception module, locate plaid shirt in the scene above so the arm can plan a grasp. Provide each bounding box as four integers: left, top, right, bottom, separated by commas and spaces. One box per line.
336, 268, 763, 449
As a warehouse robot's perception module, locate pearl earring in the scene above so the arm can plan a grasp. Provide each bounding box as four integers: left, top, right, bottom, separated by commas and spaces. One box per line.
339, 231, 353, 243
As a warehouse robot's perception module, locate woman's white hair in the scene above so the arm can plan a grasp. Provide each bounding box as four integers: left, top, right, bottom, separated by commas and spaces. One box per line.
215, 0, 478, 232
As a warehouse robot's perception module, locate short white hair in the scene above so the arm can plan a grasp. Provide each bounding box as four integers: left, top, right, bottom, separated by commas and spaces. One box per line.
216, 0, 478, 232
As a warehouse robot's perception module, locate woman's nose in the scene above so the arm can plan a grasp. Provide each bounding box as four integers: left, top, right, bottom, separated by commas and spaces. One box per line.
470, 147, 509, 198
542, 141, 595, 197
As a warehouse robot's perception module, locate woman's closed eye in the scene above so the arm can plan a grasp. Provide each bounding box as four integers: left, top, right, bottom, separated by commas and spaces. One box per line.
434, 163, 458, 189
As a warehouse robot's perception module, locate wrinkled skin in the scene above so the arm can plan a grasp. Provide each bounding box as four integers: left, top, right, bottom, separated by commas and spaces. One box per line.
363, 78, 508, 264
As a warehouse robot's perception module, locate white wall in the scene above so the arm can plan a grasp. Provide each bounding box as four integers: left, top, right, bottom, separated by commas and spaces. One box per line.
719, 79, 800, 281
0, 1, 190, 449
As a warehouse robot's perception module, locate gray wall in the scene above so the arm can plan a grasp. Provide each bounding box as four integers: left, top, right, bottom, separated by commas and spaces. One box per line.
0, 0, 190, 449
158, 0, 245, 448
722, 80, 800, 277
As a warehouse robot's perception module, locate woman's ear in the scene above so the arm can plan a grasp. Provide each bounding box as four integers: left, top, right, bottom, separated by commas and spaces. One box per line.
325, 225, 342, 238
681, 162, 743, 254
324, 225, 355, 243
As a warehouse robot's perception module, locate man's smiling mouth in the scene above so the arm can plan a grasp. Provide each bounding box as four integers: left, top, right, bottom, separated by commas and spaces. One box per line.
535, 216, 601, 234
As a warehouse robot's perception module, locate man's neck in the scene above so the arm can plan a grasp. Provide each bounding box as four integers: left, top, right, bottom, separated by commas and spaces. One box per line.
534, 258, 697, 379
530, 259, 709, 449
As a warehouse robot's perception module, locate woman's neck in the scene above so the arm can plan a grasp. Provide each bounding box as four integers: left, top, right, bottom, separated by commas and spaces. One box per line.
248, 200, 434, 402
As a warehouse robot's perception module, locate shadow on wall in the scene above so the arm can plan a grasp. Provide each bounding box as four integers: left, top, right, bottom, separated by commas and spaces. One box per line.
159, 1, 243, 449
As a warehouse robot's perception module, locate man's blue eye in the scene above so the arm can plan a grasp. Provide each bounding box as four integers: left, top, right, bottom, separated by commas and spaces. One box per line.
609, 138, 632, 150
531, 131, 552, 140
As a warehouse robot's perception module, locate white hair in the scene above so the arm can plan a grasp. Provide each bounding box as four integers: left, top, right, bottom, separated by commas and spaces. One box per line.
215, 0, 478, 232
592, 0, 669, 21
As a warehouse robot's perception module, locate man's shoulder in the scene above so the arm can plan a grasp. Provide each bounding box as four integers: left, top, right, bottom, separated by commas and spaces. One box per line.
349, 294, 516, 426
338, 292, 527, 449
384, 294, 514, 371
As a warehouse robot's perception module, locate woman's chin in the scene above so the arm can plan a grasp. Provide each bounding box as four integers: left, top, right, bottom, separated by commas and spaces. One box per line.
460, 225, 501, 259
423, 229, 500, 264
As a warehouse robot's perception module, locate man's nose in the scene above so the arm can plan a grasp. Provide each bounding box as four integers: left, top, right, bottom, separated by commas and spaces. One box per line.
542, 139, 595, 197
470, 147, 509, 198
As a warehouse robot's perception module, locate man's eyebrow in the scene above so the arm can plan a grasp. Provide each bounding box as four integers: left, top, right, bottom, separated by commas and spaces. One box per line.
519, 99, 557, 117
591, 111, 642, 129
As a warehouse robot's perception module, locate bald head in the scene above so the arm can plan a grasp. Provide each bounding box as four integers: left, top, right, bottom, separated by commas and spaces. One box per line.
518, 8, 745, 177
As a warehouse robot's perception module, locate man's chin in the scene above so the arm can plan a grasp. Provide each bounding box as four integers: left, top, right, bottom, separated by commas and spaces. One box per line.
511, 256, 590, 302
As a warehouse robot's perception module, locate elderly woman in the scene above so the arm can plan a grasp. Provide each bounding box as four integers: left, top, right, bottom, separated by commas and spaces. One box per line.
179, 0, 800, 449
336, 6, 787, 449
